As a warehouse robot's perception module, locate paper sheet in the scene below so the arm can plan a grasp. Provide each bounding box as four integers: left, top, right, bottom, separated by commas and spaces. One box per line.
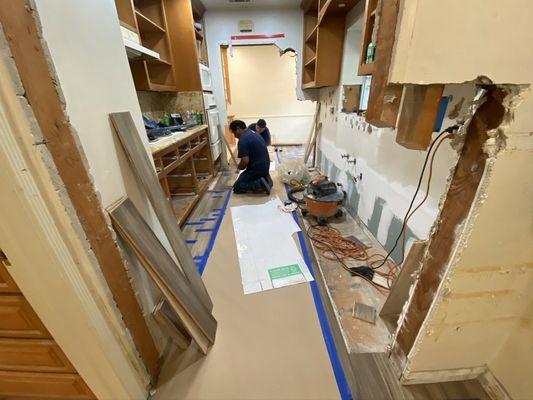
231, 197, 314, 294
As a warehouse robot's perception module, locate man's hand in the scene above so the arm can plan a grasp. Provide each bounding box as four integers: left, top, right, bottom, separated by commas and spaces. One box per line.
238, 156, 249, 171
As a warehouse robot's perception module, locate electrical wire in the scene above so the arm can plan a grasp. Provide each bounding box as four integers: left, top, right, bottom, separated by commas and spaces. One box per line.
371, 124, 460, 271
306, 224, 392, 292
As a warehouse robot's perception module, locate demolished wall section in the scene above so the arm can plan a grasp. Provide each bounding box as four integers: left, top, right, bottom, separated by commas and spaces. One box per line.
397, 86, 533, 399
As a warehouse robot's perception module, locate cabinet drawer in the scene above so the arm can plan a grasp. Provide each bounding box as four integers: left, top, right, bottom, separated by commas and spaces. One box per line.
0, 338, 75, 373
0, 262, 19, 293
0, 295, 50, 338
0, 370, 95, 399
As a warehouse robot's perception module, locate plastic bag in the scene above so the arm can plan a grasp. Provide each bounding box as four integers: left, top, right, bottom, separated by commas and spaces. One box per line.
277, 160, 310, 185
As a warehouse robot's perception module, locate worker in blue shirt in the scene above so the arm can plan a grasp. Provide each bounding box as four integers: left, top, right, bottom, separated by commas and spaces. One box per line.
248, 118, 271, 146
230, 120, 272, 194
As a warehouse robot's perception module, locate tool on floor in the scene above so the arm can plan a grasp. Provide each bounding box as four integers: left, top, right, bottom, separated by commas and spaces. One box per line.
289, 176, 345, 225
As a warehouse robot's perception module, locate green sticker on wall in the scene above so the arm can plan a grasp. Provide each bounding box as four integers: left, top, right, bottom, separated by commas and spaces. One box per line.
268, 264, 302, 281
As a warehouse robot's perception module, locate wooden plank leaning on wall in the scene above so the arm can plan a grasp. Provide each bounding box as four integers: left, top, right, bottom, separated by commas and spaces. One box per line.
0, 1, 160, 382
110, 112, 214, 311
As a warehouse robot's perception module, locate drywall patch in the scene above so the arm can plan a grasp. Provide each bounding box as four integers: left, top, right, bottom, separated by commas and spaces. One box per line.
367, 197, 386, 237
384, 215, 417, 262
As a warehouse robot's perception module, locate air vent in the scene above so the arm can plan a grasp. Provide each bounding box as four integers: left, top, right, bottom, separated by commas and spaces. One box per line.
239, 20, 253, 32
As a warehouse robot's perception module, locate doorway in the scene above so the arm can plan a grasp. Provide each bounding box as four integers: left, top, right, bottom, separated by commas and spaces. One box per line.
221, 44, 315, 145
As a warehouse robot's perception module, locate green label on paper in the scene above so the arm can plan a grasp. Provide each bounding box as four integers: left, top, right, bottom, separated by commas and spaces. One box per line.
268, 264, 302, 281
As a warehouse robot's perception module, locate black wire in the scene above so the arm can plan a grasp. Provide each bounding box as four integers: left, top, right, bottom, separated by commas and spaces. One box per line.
371, 124, 460, 270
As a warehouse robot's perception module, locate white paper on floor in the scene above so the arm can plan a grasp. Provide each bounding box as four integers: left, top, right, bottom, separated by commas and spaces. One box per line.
231, 197, 314, 294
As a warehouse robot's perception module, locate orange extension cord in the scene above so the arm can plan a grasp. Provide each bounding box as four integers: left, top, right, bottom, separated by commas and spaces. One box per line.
305, 133, 453, 293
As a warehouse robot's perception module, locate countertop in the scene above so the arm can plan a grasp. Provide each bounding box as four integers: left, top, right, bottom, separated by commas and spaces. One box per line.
150, 124, 208, 155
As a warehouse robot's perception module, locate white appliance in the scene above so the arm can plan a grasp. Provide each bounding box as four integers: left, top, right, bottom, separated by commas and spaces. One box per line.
204, 91, 222, 161
199, 64, 213, 92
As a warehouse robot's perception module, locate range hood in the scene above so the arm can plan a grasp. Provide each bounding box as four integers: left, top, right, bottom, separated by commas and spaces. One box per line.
120, 26, 159, 60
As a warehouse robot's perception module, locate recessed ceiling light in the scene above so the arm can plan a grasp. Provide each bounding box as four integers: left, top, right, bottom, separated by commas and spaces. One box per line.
338, 3, 346, 7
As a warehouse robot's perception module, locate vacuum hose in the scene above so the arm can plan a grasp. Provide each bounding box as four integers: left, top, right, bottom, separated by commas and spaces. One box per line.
288, 187, 306, 204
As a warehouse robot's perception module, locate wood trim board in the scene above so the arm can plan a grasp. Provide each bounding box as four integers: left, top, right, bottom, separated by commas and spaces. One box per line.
108, 197, 216, 354
0, 2, 159, 382
153, 300, 191, 350
380, 240, 427, 327
110, 112, 213, 312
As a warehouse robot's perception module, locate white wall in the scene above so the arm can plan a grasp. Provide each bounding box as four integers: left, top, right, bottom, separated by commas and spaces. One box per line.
226, 45, 315, 143
204, 8, 307, 129
33, 0, 176, 389
390, 0, 533, 84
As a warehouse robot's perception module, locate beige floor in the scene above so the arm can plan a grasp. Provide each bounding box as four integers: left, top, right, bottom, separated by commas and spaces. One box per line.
154, 170, 340, 400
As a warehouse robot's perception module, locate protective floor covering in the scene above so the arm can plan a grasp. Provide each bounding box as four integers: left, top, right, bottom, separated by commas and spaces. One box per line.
154, 164, 339, 400
231, 197, 313, 294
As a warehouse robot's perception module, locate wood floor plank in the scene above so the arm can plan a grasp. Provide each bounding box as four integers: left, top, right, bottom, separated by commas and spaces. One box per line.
110, 112, 213, 311
108, 198, 216, 353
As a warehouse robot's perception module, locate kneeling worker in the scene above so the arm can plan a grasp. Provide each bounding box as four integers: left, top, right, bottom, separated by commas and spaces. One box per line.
248, 118, 271, 146
230, 119, 272, 194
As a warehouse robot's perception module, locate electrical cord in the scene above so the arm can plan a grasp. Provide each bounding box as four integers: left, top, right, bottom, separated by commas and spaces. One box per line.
371, 124, 461, 271
306, 224, 392, 292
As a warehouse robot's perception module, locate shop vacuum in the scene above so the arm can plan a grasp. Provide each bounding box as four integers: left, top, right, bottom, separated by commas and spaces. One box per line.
288, 176, 346, 225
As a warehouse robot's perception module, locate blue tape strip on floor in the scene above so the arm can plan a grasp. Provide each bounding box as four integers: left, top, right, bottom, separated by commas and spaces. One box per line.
213, 208, 223, 211
208, 190, 225, 194
200, 217, 217, 222
197, 189, 232, 275
195, 228, 215, 233
186, 239, 197, 244
184, 221, 205, 226
276, 150, 352, 400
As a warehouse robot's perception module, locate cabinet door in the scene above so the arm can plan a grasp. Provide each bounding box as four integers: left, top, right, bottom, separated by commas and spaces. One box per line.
0, 295, 51, 338
0, 370, 95, 399
0, 258, 19, 293
0, 338, 75, 373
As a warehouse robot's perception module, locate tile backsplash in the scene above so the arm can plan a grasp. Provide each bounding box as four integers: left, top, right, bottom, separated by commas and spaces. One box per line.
137, 91, 204, 122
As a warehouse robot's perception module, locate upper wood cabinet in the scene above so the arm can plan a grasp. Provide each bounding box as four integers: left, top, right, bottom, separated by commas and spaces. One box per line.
301, 0, 359, 89
115, 0, 207, 92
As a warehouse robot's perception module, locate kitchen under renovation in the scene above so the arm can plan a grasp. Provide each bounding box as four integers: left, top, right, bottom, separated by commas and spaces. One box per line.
0, 0, 532, 399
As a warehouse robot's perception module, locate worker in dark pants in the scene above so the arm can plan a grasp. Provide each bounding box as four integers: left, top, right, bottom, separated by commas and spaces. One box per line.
230, 119, 272, 195
248, 118, 271, 146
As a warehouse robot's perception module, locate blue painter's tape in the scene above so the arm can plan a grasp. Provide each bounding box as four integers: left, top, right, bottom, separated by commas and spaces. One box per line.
193, 256, 204, 261
198, 189, 232, 275
200, 217, 217, 222
434, 96, 451, 132
184, 221, 205, 226
212, 196, 224, 199
208, 190, 225, 194
276, 150, 352, 400
186, 239, 197, 244
213, 208, 223, 211
195, 228, 215, 233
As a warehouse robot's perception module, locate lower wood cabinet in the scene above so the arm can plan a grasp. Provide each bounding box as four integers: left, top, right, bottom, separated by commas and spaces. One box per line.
0, 370, 94, 399
0, 262, 95, 399
0, 338, 75, 373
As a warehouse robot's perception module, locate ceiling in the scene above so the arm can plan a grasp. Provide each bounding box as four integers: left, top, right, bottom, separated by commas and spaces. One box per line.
201, 0, 301, 10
